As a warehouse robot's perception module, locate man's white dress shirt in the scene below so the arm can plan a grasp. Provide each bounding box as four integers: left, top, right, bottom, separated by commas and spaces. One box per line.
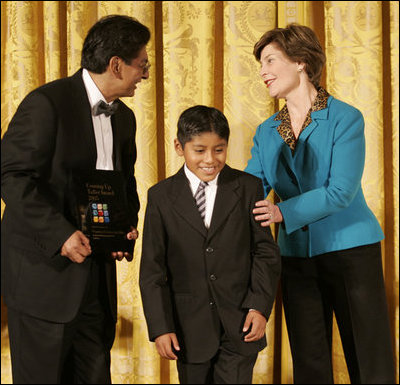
82, 68, 114, 170
184, 164, 219, 229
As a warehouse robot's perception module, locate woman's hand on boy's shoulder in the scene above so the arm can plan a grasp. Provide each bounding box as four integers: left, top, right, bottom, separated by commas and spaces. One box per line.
243, 310, 266, 342
155, 333, 180, 360
253, 199, 283, 226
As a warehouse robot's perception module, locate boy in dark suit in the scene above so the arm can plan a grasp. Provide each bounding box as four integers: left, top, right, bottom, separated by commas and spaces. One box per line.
139, 105, 281, 384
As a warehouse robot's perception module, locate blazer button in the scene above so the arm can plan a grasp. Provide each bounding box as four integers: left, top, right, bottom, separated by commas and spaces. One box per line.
301, 225, 308, 231
210, 274, 217, 281
206, 247, 214, 253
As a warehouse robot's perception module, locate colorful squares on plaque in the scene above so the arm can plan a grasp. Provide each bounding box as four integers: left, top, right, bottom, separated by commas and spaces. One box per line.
91, 203, 110, 224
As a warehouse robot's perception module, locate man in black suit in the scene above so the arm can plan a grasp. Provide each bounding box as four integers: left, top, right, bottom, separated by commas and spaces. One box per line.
1, 15, 150, 384
139, 106, 281, 384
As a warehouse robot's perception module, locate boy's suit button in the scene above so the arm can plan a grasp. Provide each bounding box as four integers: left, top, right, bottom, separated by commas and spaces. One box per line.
206, 247, 214, 253
210, 274, 217, 281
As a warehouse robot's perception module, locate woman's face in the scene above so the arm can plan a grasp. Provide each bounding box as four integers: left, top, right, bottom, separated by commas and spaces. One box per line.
259, 42, 303, 99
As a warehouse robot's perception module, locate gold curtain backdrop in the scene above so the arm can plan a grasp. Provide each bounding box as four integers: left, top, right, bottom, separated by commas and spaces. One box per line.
1, 1, 398, 383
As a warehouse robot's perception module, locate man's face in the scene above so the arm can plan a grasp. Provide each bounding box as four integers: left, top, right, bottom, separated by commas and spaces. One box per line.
118, 46, 150, 97
174, 132, 228, 182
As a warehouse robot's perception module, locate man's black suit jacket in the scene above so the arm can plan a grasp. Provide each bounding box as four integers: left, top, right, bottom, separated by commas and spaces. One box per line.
139, 165, 281, 363
1, 69, 140, 323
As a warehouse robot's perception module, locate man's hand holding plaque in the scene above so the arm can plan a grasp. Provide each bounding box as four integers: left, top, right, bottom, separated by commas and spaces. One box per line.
70, 170, 138, 259
111, 226, 139, 261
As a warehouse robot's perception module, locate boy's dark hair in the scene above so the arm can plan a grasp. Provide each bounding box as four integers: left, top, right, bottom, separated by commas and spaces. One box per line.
253, 23, 325, 88
81, 15, 150, 74
177, 105, 230, 148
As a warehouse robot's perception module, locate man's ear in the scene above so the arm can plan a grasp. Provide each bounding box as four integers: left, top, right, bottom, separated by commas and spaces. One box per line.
109, 56, 122, 79
174, 138, 184, 156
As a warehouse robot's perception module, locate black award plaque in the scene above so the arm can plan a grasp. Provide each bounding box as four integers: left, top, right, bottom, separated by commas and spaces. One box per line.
73, 170, 134, 254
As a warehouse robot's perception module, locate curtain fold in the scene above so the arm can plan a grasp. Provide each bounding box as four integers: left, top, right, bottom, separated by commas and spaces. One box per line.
163, 1, 216, 177
389, 1, 399, 377
1, 1, 398, 383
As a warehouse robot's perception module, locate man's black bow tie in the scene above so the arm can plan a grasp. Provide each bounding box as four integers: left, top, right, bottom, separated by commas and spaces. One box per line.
93, 100, 118, 117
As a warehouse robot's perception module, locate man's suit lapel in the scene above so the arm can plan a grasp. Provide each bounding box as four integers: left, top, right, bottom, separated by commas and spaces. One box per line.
207, 165, 240, 240
171, 168, 208, 238
110, 102, 126, 171
69, 70, 97, 167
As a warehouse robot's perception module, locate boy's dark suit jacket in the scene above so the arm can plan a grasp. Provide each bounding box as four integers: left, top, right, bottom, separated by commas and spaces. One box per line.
1, 69, 140, 324
140, 165, 281, 363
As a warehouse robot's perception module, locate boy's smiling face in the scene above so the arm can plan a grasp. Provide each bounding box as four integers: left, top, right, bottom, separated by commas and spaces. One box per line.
174, 132, 228, 182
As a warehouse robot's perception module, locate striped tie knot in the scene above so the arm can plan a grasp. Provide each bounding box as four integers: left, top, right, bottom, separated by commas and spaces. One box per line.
194, 181, 208, 222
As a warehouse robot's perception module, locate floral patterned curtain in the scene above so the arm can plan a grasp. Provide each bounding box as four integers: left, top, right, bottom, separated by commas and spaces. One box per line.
1, 2, 398, 383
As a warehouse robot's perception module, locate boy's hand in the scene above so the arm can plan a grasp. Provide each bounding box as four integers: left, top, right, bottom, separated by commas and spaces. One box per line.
155, 333, 180, 360
243, 310, 266, 342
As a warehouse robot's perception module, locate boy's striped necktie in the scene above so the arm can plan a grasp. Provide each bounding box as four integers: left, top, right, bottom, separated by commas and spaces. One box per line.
194, 181, 208, 222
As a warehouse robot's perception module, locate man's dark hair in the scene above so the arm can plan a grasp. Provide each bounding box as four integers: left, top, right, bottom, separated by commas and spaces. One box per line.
81, 15, 150, 73
177, 105, 230, 148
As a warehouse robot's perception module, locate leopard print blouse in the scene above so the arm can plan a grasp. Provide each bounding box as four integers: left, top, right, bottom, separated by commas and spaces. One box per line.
275, 87, 330, 152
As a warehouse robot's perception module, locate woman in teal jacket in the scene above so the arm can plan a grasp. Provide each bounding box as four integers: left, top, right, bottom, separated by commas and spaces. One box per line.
245, 24, 394, 384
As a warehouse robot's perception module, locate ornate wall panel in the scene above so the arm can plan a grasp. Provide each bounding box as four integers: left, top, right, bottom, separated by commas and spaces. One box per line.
162, 1, 216, 178
223, 1, 276, 171
43, 1, 64, 82
66, 1, 98, 75
1, 1, 43, 132
389, 2, 399, 381
325, 1, 384, 226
